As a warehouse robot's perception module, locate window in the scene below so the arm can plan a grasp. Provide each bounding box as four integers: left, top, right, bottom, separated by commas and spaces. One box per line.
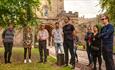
43, 5, 48, 17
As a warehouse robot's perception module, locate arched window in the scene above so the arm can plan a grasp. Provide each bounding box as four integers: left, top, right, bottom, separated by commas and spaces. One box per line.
43, 5, 48, 17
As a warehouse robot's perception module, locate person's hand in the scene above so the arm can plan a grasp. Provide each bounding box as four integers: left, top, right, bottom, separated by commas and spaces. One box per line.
2, 39, 4, 42
98, 34, 101, 38
93, 46, 99, 51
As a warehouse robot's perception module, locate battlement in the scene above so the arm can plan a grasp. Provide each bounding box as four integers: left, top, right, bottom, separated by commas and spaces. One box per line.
60, 11, 78, 18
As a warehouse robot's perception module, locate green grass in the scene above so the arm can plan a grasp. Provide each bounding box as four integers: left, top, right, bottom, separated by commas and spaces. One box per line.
0, 48, 71, 70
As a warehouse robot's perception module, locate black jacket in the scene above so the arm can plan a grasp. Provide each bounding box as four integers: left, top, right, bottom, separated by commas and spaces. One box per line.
92, 33, 101, 50
84, 32, 93, 48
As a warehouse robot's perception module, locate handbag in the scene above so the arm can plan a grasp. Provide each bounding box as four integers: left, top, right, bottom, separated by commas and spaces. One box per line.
91, 45, 99, 51
46, 49, 49, 56
57, 53, 64, 66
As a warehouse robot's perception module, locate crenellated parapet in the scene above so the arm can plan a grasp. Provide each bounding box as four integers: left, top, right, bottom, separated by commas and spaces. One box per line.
59, 11, 78, 18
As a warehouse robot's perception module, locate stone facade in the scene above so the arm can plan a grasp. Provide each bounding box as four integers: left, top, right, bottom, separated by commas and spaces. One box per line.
0, 0, 79, 47
36, 0, 64, 18
36, 0, 78, 24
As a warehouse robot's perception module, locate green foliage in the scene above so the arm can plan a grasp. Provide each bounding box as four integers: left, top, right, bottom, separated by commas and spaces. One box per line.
100, 0, 115, 26
0, 0, 40, 27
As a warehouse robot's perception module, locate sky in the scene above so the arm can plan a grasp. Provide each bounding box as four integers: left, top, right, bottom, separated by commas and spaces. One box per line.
64, 0, 101, 18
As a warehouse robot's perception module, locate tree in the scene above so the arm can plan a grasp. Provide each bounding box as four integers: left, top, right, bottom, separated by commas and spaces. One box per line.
0, 0, 40, 27
100, 0, 115, 26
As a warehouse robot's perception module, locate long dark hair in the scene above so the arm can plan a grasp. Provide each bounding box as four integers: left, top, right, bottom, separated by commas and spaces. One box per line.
93, 25, 100, 32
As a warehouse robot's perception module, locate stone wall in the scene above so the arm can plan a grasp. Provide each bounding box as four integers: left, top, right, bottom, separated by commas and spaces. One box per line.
36, 0, 64, 18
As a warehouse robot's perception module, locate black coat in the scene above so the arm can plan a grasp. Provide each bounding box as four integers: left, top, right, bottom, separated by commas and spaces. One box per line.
92, 33, 101, 51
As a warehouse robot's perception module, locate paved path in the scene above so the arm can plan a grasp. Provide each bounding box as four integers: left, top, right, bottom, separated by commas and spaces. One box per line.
48, 46, 115, 70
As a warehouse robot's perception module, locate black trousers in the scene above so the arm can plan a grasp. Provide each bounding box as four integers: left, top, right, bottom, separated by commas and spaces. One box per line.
4, 42, 13, 63
92, 50, 102, 69
86, 47, 93, 65
24, 48, 31, 59
63, 40, 75, 66
102, 46, 115, 70
38, 40, 47, 62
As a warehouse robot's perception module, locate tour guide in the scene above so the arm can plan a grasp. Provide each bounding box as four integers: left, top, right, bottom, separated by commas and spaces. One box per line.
100, 15, 115, 70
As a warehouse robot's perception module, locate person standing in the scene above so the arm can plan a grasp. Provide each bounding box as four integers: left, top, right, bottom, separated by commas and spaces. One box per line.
2, 23, 15, 64
23, 26, 33, 63
92, 25, 102, 70
74, 35, 79, 63
84, 27, 93, 66
100, 15, 114, 70
52, 22, 64, 57
37, 24, 49, 63
63, 16, 75, 69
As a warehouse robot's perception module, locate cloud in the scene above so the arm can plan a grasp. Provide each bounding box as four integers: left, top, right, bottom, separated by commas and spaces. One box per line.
64, 0, 101, 18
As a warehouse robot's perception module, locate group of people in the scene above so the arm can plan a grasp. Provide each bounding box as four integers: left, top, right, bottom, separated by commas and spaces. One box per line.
37, 16, 77, 69
85, 15, 115, 70
1, 15, 115, 70
1, 16, 77, 69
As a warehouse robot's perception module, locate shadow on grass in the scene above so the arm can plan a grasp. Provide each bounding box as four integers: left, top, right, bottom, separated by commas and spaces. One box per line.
0, 48, 71, 70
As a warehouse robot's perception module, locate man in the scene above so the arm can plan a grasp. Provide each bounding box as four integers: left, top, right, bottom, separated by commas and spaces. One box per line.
63, 16, 75, 69
100, 15, 114, 70
2, 23, 15, 64
84, 27, 93, 66
37, 24, 49, 63
52, 22, 64, 56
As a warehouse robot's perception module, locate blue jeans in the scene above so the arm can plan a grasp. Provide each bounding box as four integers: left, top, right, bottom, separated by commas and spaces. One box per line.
74, 47, 78, 60
54, 42, 64, 55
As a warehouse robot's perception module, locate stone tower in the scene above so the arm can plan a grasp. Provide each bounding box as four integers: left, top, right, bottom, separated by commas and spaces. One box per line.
36, 0, 64, 18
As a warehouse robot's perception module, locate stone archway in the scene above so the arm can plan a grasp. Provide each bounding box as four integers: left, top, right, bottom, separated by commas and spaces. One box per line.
45, 23, 54, 46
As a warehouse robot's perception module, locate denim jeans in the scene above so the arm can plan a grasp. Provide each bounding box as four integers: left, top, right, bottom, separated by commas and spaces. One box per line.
54, 42, 64, 55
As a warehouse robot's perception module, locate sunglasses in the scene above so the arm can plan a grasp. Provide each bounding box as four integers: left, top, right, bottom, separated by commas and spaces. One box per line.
101, 18, 107, 20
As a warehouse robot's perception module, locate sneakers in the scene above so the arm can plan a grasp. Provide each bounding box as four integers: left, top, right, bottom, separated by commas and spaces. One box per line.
24, 59, 32, 63
63, 64, 68, 67
28, 59, 32, 63
24, 59, 27, 63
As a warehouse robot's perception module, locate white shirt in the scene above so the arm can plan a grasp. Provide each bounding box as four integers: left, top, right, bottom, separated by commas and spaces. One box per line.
52, 28, 63, 43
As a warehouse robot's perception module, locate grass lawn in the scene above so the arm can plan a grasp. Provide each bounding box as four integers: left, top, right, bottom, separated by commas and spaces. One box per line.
0, 47, 71, 70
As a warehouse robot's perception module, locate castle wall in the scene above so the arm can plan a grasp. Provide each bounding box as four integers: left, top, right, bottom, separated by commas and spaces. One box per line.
36, 0, 64, 18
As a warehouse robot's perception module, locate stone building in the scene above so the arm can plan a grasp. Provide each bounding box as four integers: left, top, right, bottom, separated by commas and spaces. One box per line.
36, 0, 78, 24
36, 0, 64, 19
0, 0, 79, 47
34, 0, 79, 46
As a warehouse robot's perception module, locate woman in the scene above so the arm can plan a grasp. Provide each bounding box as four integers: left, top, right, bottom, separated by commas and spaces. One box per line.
23, 26, 33, 63
2, 23, 15, 64
92, 25, 102, 70
74, 35, 79, 63
37, 24, 49, 63
84, 27, 93, 66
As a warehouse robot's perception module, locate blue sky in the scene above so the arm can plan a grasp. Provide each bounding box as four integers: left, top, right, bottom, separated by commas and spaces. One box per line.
64, 0, 101, 18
